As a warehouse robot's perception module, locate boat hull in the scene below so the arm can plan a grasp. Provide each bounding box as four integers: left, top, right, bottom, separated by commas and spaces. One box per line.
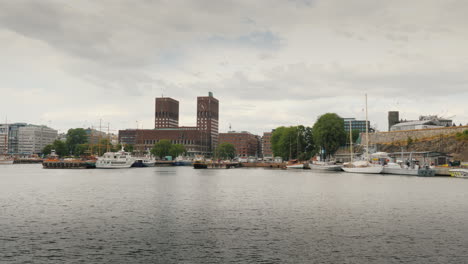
309, 164, 342, 171
0, 160, 14, 165
286, 164, 304, 169
342, 166, 383, 174
449, 169, 468, 178
193, 162, 208, 169
383, 167, 436, 176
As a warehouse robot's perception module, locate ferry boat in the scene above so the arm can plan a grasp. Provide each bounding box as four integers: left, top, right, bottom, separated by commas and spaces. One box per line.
96, 146, 135, 169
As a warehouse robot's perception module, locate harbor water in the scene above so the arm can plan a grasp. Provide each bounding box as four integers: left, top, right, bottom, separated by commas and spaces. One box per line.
1, 165, 468, 263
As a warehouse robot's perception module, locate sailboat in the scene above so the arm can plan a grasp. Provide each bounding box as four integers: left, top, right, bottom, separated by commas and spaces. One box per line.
286, 130, 304, 169
342, 94, 383, 174
0, 120, 14, 165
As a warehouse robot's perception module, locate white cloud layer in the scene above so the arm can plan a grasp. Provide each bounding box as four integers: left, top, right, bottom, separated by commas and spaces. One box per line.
0, 0, 467, 134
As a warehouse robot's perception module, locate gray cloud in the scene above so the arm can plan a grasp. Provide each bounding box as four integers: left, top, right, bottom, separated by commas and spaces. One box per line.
0, 0, 467, 133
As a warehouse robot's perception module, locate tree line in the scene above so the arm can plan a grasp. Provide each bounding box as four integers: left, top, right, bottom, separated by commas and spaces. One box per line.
271, 113, 358, 160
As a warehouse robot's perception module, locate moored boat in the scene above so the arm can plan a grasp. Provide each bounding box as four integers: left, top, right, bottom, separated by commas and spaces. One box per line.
383, 162, 435, 176
96, 146, 135, 169
286, 159, 304, 169
193, 160, 208, 169
342, 161, 383, 174
449, 169, 468, 178
309, 161, 342, 171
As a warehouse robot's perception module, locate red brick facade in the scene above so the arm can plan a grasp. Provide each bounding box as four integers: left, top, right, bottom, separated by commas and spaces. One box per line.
262, 132, 273, 157
219, 132, 259, 157
119, 128, 211, 156
197, 94, 219, 152
155, 97, 179, 128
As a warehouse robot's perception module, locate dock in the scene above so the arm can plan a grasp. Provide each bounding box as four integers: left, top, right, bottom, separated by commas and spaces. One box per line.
43, 160, 96, 169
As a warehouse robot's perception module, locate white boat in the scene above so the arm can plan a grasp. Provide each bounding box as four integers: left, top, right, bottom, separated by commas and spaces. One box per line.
342, 94, 383, 174
286, 160, 304, 169
96, 146, 135, 169
342, 160, 383, 174
309, 161, 342, 171
383, 162, 435, 176
449, 169, 468, 178
287, 163, 304, 169
132, 157, 156, 167
0, 156, 14, 165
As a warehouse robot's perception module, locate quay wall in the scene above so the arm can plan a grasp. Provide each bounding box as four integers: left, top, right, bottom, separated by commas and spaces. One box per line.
366, 126, 468, 145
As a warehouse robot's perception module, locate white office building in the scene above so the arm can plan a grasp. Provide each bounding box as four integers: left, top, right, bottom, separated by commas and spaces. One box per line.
18, 125, 58, 154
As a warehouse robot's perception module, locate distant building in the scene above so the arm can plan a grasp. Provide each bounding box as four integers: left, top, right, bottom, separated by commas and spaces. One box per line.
119, 127, 211, 156
388, 111, 399, 131
155, 97, 179, 128
197, 92, 219, 152
84, 128, 108, 144
18, 125, 58, 154
342, 118, 370, 133
262, 132, 273, 158
119, 92, 219, 156
0, 123, 28, 154
219, 131, 259, 157
390, 115, 453, 131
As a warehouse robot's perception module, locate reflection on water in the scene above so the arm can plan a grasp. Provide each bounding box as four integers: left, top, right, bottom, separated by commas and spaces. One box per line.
1, 165, 468, 263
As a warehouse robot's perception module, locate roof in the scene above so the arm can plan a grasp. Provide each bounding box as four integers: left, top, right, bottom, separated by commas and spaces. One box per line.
391, 120, 437, 128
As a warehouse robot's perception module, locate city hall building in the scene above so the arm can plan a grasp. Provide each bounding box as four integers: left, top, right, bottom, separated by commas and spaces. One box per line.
119, 92, 219, 157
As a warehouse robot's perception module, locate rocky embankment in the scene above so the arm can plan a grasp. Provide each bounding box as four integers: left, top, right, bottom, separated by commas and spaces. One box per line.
376, 135, 468, 161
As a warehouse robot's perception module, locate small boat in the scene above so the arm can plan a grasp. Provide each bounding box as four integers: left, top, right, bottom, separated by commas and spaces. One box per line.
132, 153, 156, 167
0, 157, 14, 165
173, 156, 193, 166
342, 160, 383, 174
96, 146, 135, 169
449, 169, 468, 178
286, 159, 304, 169
309, 161, 342, 171
193, 160, 208, 169
383, 162, 435, 176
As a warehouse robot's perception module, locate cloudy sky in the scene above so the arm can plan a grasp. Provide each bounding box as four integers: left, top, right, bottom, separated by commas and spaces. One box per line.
1, 0, 467, 134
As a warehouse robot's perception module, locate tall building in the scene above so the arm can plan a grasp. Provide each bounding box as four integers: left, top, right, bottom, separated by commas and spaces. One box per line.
262, 132, 273, 158
119, 92, 220, 157
388, 111, 400, 131
0, 123, 27, 154
18, 125, 58, 154
342, 118, 370, 133
119, 127, 211, 157
219, 131, 259, 157
155, 97, 179, 128
197, 92, 219, 152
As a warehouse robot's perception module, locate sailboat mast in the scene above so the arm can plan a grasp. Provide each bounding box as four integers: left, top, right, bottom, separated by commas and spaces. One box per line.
365, 94, 369, 161
3, 117, 7, 155
349, 120, 353, 162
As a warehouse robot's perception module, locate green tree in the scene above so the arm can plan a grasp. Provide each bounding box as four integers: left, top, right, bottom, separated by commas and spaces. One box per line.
150, 140, 172, 158
312, 113, 346, 159
124, 144, 134, 152
42, 140, 68, 156
53, 140, 68, 156
215, 143, 236, 159
66, 128, 88, 155
42, 144, 53, 156
271, 126, 316, 160
346, 130, 360, 144
170, 144, 186, 157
